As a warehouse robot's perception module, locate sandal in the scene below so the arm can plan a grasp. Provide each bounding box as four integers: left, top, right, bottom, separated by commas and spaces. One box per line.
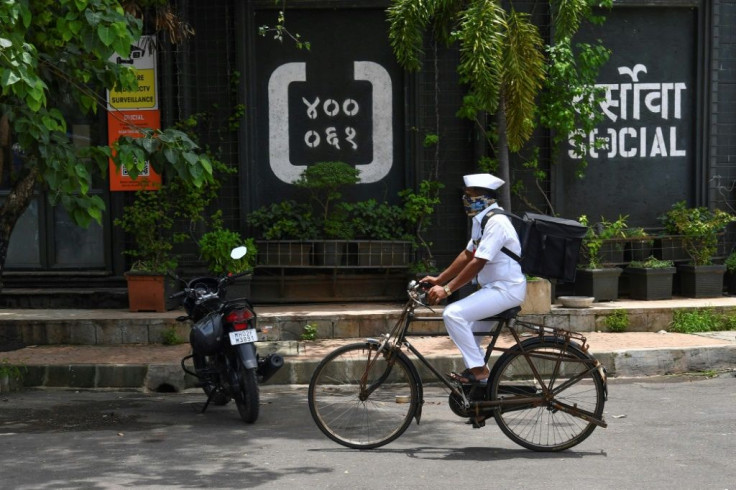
449, 368, 489, 385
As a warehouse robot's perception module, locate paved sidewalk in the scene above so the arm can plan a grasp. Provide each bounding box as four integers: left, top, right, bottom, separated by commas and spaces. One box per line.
1, 330, 734, 392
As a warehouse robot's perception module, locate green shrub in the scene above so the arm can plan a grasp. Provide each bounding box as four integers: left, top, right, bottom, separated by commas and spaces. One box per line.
341, 199, 408, 240
660, 201, 736, 265
0, 359, 26, 382
296, 161, 360, 239
247, 200, 317, 240
301, 323, 318, 341
604, 309, 628, 333
161, 326, 185, 345
628, 256, 674, 269
578, 214, 629, 269
670, 308, 731, 333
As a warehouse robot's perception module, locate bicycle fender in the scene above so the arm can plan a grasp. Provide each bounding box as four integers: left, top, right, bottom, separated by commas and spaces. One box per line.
488, 335, 607, 399
364, 339, 424, 425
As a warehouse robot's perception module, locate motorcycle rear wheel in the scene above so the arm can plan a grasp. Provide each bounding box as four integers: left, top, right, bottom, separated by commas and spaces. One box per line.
193, 353, 231, 406
235, 361, 260, 423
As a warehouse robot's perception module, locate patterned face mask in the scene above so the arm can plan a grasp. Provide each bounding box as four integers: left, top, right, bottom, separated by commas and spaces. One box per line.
462, 194, 495, 217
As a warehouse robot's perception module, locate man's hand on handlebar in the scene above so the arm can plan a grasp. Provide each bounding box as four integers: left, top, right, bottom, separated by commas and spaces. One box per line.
427, 284, 451, 305
420, 275, 439, 285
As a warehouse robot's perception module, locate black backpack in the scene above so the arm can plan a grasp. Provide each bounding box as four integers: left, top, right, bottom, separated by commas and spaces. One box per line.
481, 210, 587, 283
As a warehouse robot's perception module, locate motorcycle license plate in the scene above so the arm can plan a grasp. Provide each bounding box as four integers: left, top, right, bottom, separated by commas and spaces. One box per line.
229, 329, 258, 345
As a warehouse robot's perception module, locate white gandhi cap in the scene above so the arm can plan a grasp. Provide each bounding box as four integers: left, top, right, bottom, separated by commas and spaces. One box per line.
463, 173, 505, 191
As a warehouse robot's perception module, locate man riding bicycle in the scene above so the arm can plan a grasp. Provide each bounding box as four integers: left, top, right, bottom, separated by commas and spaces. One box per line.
424, 173, 526, 384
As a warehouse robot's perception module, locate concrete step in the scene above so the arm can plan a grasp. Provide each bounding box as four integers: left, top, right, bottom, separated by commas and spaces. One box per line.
2, 297, 736, 348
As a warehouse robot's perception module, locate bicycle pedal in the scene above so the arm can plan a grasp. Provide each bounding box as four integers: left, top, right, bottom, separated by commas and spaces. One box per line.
471, 418, 486, 429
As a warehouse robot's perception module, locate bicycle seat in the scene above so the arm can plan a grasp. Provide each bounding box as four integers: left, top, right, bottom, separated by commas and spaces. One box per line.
480, 306, 521, 322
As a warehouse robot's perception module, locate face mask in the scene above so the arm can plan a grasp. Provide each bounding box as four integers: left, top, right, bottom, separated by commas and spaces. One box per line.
462, 194, 495, 217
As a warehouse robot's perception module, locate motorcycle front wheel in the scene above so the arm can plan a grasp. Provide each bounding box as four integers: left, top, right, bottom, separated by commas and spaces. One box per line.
234, 360, 260, 423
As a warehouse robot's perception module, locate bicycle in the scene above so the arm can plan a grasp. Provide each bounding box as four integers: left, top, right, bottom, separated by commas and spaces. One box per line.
307, 281, 608, 451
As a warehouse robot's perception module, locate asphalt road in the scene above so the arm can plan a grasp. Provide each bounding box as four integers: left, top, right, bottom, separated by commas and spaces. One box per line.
0, 373, 734, 489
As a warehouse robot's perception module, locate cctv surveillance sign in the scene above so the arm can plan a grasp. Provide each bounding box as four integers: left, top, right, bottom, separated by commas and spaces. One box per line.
106, 35, 161, 191
107, 36, 158, 110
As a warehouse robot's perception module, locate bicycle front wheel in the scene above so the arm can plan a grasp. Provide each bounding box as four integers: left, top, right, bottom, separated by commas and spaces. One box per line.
308, 342, 419, 449
490, 338, 606, 452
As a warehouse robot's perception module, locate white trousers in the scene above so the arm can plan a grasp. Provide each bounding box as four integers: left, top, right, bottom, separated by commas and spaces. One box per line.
442, 283, 526, 369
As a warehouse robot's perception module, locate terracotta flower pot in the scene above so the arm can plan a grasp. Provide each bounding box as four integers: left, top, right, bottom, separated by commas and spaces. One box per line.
125, 272, 168, 312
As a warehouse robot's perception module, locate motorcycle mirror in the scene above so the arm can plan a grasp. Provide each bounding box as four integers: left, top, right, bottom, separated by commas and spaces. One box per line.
230, 246, 248, 260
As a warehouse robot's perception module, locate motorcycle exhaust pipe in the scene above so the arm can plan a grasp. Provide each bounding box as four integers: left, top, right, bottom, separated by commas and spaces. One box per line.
257, 353, 284, 383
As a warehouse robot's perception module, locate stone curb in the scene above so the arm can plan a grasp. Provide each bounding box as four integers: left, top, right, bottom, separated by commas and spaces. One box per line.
2, 344, 734, 393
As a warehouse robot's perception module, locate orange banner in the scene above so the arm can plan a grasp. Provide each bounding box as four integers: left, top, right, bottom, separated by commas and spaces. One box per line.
108, 110, 162, 191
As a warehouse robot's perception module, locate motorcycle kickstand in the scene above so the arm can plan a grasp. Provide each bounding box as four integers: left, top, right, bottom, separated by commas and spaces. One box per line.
201, 390, 216, 414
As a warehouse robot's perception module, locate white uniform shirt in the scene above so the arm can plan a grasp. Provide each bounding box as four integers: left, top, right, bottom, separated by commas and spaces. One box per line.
465, 204, 525, 288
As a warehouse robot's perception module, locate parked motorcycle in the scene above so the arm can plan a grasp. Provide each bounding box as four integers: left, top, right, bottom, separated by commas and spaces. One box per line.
171, 246, 283, 423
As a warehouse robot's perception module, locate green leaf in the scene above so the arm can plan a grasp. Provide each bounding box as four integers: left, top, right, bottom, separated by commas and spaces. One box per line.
139, 137, 158, 153
183, 151, 199, 165
1, 70, 21, 86
503, 10, 544, 151
20, 4, 31, 28
164, 147, 177, 164
97, 25, 114, 46
85, 10, 102, 26
199, 155, 213, 175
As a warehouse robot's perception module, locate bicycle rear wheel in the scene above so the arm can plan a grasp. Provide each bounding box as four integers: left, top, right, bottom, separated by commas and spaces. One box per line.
490, 338, 606, 452
308, 342, 419, 449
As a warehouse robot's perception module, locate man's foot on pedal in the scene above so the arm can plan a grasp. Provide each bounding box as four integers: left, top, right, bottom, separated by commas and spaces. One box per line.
449, 367, 489, 385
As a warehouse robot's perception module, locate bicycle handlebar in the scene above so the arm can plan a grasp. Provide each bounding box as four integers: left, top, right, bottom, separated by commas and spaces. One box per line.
406, 280, 435, 310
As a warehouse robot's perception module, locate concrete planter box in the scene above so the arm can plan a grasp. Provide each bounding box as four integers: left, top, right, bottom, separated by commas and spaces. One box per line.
574, 268, 623, 302
624, 267, 676, 300
677, 264, 726, 298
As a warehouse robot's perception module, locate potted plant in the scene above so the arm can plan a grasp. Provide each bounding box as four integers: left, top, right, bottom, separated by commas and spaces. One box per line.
115, 183, 181, 312
624, 256, 676, 300
575, 215, 628, 301
198, 212, 258, 299
115, 165, 220, 312
660, 201, 736, 298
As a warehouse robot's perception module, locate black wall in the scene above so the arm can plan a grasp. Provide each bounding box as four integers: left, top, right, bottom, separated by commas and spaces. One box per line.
175, 0, 736, 268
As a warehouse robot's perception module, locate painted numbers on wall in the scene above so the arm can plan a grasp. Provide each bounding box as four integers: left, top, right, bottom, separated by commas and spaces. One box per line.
301, 97, 360, 150
268, 61, 393, 184
569, 64, 687, 160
